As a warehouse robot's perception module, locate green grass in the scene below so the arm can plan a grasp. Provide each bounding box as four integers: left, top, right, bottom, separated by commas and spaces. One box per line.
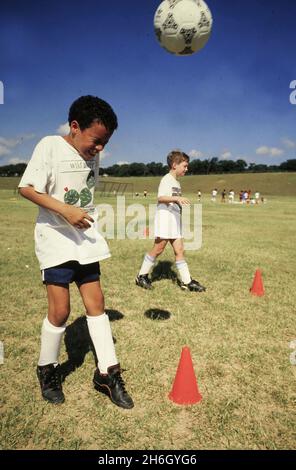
0, 189, 296, 449
99, 172, 296, 197
2, 172, 296, 196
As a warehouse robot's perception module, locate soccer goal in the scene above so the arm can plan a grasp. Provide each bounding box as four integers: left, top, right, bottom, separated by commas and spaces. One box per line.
95, 178, 134, 197
94, 154, 134, 196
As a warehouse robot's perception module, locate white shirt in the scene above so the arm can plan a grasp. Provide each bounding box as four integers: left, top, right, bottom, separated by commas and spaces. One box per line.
154, 173, 182, 239
157, 173, 182, 214
19, 136, 110, 269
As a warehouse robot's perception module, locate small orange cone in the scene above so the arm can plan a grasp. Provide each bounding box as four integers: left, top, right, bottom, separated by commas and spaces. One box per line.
250, 269, 265, 296
168, 346, 202, 405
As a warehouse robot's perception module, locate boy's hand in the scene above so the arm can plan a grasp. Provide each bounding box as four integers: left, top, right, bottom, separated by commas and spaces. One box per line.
176, 196, 190, 205
62, 205, 94, 229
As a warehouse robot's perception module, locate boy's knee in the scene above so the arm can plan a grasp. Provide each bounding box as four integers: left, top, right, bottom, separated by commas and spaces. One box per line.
156, 246, 165, 256
157, 241, 168, 255
86, 298, 105, 316
48, 309, 70, 327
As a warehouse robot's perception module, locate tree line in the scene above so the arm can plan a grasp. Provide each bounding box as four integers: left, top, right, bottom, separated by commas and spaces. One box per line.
99, 158, 296, 176
1, 158, 296, 177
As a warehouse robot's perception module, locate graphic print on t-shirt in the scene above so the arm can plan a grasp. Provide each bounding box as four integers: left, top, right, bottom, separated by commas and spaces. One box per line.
60, 158, 96, 211
172, 186, 181, 197
172, 186, 182, 212
64, 189, 80, 205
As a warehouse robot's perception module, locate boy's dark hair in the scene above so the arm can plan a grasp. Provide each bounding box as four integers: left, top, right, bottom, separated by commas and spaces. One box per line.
68, 95, 118, 132
167, 150, 190, 169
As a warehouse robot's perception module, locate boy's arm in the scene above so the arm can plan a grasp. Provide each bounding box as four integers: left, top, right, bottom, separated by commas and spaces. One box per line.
158, 195, 190, 205
19, 186, 94, 229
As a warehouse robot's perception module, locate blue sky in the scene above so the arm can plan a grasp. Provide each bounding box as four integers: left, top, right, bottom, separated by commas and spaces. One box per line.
0, 0, 296, 167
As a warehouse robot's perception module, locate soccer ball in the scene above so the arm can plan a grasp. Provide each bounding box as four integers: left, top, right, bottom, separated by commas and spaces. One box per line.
154, 0, 213, 55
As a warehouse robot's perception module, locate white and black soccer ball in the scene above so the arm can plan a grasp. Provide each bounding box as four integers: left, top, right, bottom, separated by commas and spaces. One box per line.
154, 0, 213, 56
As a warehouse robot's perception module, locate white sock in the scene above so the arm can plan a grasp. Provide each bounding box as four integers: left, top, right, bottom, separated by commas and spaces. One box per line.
176, 260, 191, 284
86, 313, 118, 374
38, 317, 66, 366
139, 254, 155, 276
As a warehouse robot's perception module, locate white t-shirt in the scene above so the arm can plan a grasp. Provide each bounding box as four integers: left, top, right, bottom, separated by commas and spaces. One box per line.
19, 136, 110, 269
154, 173, 182, 239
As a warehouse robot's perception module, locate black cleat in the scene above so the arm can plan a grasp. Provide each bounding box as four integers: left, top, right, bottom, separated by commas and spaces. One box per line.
135, 274, 153, 290
179, 279, 206, 292
93, 364, 134, 409
36, 364, 65, 404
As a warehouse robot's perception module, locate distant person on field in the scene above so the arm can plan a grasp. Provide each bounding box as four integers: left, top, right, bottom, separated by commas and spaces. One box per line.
221, 189, 226, 203
197, 189, 202, 202
135, 150, 206, 293
143, 190, 147, 198
228, 189, 235, 203
211, 188, 218, 202
18, 95, 133, 409
255, 191, 260, 204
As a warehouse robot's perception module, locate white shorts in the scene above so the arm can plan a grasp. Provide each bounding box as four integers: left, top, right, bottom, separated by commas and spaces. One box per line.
154, 207, 182, 239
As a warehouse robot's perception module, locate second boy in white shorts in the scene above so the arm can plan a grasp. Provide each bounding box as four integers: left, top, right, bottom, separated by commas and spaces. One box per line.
135, 150, 206, 292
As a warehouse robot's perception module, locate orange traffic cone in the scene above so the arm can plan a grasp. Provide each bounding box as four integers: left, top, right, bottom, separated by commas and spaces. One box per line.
250, 269, 265, 296
168, 346, 202, 405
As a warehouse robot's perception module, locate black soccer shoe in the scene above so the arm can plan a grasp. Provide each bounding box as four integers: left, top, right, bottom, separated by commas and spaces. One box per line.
93, 364, 134, 409
179, 279, 206, 292
36, 363, 65, 404
135, 274, 153, 290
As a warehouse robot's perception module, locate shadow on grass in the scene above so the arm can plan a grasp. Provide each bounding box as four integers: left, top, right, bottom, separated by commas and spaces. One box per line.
144, 308, 171, 321
60, 309, 124, 382
151, 260, 178, 284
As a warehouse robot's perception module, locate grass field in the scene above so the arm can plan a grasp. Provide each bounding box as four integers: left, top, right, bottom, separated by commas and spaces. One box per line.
2, 172, 296, 196
0, 179, 296, 450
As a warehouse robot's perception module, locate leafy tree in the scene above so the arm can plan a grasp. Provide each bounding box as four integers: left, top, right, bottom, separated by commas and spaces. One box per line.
280, 159, 296, 171
129, 162, 148, 176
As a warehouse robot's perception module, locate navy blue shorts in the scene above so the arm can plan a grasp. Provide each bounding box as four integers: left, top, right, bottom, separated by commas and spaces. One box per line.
42, 261, 100, 287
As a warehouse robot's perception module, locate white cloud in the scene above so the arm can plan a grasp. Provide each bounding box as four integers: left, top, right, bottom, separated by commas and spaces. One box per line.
56, 122, 70, 135
256, 146, 269, 155
256, 146, 284, 157
189, 149, 203, 158
0, 134, 36, 157
0, 137, 19, 148
220, 151, 232, 160
8, 157, 28, 164
117, 161, 129, 165
0, 144, 11, 157
100, 150, 111, 161
0, 134, 35, 147
282, 138, 296, 149
270, 147, 284, 157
